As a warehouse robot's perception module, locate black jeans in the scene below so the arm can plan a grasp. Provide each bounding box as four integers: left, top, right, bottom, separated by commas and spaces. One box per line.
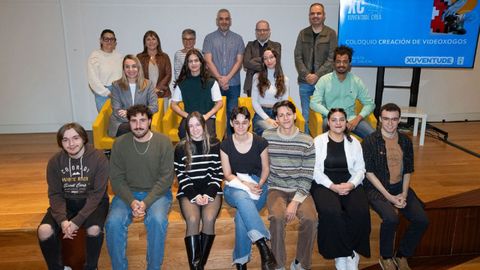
369, 182, 429, 257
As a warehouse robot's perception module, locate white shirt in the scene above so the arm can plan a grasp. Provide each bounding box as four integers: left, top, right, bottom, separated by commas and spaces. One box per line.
87, 49, 123, 96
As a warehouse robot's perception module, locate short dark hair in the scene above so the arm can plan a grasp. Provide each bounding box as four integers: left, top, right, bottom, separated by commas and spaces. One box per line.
182, 28, 196, 38
230, 106, 251, 122
272, 100, 296, 118
100, 29, 115, 39
127, 104, 153, 120
380, 103, 401, 117
326, 108, 352, 142
334, 45, 354, 62
56, 122, 88, 148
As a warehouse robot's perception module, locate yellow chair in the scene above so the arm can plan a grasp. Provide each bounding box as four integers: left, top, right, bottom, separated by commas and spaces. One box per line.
237, 97, 305, 133
92, 98, 164, 150
308, 100, 377, 138
162, 96, 227, 142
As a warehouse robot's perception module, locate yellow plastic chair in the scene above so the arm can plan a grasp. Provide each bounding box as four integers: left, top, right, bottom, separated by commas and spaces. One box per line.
308, 99, 377, 138
237, 97, 305, 133
162, 96, 227, 142
92, 98, 164, 150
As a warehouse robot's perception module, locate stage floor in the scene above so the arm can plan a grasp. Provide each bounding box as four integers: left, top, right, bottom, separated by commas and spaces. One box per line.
0, 122, 479, 269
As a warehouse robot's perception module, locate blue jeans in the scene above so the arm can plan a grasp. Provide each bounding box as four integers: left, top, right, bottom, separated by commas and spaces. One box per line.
93, 85, 113, 112
253, 108, 274, 136
299, 82, 315, 135
105, 191, 172, 270
224, 175, 269, 264
322, 117, 375, 139
222, 84, 240, 135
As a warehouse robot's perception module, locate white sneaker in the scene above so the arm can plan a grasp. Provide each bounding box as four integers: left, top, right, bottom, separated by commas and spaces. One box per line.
290, 260, 306, 270
64, 267, 72, 270
335, 257, 347, 270
346, 251, 359, 270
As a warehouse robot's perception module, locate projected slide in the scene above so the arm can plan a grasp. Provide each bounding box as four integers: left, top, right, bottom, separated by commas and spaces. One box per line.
338, 0, 480, 68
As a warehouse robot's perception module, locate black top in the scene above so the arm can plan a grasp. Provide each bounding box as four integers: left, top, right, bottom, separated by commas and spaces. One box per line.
324, 139, 351, 184
220, 134, 268, 177
178, 75, 216, 114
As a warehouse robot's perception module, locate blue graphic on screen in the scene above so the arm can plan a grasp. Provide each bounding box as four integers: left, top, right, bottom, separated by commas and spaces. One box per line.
338, 0, 480, 68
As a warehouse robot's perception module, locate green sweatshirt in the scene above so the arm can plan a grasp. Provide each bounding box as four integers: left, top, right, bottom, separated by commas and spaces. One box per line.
110, 132, 174, 208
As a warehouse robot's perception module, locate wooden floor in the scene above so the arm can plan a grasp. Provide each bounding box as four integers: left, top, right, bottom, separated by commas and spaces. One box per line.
0, 122, 479, 269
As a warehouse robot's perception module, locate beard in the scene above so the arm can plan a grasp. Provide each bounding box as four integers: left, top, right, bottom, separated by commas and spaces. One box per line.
132, 127, 149, 139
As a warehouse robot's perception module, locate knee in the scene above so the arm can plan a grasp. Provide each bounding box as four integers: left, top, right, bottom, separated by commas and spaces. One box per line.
413, 213, 429, 230
185, 215, 200, 228
38, 224, 54, 241
382, 214, 399, 227
87, 225, 102, 237
268, 212, 286, 226
149, 213, 169, 229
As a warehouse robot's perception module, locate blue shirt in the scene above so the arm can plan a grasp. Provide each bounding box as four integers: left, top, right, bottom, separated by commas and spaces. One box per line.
202, 29, 245, 86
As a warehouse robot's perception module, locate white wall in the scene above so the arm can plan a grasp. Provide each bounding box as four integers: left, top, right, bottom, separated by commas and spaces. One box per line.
1, 0, 479, 133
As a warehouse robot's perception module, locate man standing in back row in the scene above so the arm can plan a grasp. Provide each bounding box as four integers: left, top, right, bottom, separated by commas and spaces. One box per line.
203, 8, 245, 133
243, 20, 281, 97
294, 2, 337, 134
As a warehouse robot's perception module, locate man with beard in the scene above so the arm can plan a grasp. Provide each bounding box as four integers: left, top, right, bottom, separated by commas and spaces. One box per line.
105, 104, 174, 270
203, 8, 244, 133
294, 2, 337, 134
310, 45, 375, 139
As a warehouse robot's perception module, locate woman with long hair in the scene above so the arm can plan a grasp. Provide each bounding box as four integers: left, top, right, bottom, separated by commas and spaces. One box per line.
220, 107, 276, 270
311, 108, 371, 270
108, 55, 158, 137
251, 48, 288, 136
174, 111, 223, 270
171, 49, 223, 139
87, 29, 123, 112
137, 30, 172, 98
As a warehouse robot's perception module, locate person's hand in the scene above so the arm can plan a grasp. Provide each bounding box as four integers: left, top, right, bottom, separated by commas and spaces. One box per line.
131, 200, 145, 218
61, 221, 79, 239
338, 182, 355, 195
118, 109, 127, 118
218, 76, 230, 90
347, 116, 361, 131
244, 181, 262, 195
285, 201, 299, 223
194, 195, 209, 205
305, 73, 319, 85
387, 194, 406, 208
266, 118, 278, 128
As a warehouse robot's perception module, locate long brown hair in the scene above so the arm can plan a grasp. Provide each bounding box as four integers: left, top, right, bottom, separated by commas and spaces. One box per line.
256, 48, 286, 98
174, 49, 211, 89
141, 30, 163, 54
180, 112, 212, 171
116, 55, 147, 91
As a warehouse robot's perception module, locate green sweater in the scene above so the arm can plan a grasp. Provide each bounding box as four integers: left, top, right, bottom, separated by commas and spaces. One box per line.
110, 132, 174, 207
263, 127, 315, 203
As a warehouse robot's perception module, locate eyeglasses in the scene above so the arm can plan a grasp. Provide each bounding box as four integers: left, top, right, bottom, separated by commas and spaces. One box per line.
381, 117, 400, 122
255, 29, 270, 33
182, 38, 195, 41
102, 37, 116, 42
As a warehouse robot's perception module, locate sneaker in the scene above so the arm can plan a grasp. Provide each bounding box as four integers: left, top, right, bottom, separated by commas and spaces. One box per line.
64, 267, 72, 270
290, 260, 306, 270
334, 257, 347, 270
346, 251, 359, 270
393, 257, 411, 270
379, 258, 397, 270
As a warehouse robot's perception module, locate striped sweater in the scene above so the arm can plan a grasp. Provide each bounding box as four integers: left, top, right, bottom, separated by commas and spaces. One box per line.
174, 139, 223, 201
263, 127, 315, 203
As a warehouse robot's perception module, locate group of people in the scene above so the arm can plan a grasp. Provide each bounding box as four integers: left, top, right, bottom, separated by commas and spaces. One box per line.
38, 3, 429, 270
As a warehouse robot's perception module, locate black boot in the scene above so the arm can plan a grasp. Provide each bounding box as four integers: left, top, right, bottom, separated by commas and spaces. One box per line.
185, 235, 202, 270
235, 263, 247, 270
200, 233, 215, 267
38, 233, 63, 270
255, 238, 276, 270
84, 232, 104, 270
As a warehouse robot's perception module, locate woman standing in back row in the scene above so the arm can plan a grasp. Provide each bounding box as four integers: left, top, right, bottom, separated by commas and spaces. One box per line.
137, 30, 172, 98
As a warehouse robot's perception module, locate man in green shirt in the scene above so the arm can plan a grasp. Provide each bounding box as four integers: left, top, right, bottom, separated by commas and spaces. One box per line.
105, 104, 174, 270
310, 45, 375, 139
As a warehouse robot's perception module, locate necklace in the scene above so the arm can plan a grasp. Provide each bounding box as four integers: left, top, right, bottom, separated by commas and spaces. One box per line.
132, 133, 152, 155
